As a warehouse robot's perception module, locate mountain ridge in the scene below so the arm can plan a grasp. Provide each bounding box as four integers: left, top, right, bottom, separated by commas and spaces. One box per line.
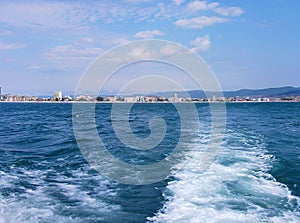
151, 86, 300, 98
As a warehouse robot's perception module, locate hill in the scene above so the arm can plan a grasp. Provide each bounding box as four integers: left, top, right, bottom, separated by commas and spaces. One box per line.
152, 86, 300, 98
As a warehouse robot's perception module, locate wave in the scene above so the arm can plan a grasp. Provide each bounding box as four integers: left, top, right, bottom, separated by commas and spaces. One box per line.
0, 162, 119, 223
149, 130, 300, 223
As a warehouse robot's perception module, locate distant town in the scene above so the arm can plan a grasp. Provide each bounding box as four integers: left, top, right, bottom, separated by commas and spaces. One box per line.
0, 89, 300, 103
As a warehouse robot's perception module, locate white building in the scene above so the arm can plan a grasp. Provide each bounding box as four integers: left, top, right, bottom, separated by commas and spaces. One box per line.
124, 96, 139, 103
54, 91, 63, 101
169, 93, 182, 102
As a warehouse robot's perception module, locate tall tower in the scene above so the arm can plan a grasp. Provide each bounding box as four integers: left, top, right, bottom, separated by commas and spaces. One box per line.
174, 93, 178, 100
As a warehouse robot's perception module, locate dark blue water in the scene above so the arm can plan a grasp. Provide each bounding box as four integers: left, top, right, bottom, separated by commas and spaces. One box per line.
0, 102, 299, 222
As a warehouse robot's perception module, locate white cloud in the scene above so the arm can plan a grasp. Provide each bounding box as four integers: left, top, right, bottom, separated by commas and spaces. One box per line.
187, 1, 243, 17
174, 16, 228, 29
0, 1, 243, 35
190, 35, 210, 53
44, 38, 104, 68
188, 0, 219, 11
45, 45, 103, 61
174, 0, 185, 6
0, 1, 162, 30
134, 29, 165, 39
160, 44, 181, 56
124, 0, 151, 3
214, 6, 243, 17
0, 1, 87, 30
81, 37, 93, 43
106, 38, 131, 46
0, 41, 26, 50
128, 46, 153, 59
109, 43, 181, 62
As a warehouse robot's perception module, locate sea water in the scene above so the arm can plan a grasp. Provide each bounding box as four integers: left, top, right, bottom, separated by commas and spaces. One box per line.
0, 102, 299, 222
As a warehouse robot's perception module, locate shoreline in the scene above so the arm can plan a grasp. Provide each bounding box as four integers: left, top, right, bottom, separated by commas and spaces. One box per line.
1, 101, 299, 104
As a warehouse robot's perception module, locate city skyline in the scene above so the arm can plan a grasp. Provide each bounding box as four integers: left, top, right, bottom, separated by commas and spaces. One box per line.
0, 0, 300, 95
1, 85, 299, 99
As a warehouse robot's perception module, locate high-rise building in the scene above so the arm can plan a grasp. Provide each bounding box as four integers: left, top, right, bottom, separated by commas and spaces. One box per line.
54, 91, 63, 101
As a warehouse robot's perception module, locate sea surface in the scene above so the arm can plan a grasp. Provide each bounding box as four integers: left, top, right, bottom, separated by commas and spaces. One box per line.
0, 102, 299, 222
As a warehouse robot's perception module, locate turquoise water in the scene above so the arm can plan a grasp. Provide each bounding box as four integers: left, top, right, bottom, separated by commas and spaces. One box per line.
0, 102, 299, 222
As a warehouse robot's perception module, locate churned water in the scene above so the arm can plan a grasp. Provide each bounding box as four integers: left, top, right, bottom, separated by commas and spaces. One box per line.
0, 102, 299, 222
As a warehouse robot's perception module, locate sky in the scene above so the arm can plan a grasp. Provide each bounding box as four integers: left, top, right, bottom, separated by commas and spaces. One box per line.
0, 0, 299, 95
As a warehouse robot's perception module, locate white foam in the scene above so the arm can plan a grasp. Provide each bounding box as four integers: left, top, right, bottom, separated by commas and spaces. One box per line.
149, 131, 300, 223
0, 164, 120, 223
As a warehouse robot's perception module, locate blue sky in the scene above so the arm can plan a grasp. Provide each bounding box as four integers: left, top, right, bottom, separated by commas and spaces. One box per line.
0, 0, 299, 95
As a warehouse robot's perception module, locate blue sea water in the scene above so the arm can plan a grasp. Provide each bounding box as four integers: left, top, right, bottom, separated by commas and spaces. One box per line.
0, 102, 299, 222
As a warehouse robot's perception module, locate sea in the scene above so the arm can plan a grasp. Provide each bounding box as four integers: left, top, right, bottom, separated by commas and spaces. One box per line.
0, 102, 299, 223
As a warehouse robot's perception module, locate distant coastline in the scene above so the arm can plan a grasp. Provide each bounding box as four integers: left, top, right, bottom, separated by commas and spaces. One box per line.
1, 86, 300, 103
1, 100, 299, 104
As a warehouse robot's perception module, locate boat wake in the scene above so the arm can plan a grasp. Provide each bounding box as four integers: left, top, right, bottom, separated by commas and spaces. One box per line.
149, 129, 300, 222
